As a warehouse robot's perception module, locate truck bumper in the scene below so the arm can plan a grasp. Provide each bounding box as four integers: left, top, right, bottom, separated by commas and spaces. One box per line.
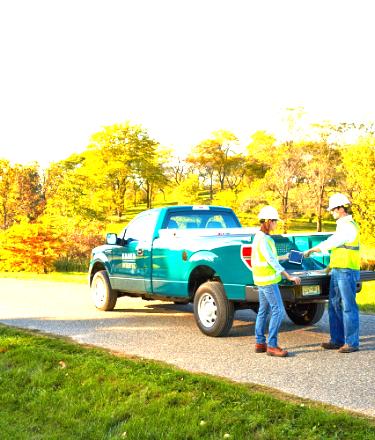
245, 269, 375, 303
245, 285, 328, 304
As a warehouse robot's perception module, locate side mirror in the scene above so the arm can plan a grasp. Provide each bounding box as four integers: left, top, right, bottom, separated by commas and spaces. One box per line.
106, 233, 118, 245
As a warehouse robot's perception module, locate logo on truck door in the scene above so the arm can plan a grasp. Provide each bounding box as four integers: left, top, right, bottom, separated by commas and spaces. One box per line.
121, 252, 137, 270
241, 245, 253, 271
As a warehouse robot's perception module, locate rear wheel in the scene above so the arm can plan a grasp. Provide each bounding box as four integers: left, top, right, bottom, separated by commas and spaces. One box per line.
194, 281, 234, 337
91, 270, 117, 311
286, 303, 325, 325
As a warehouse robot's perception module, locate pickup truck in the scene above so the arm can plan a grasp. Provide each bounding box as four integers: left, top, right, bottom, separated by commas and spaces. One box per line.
89, 205, 375, 337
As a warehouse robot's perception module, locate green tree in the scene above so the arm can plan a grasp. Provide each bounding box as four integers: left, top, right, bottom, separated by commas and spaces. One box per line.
0, 159, 16, 229
88, 122, 167, 212
301, 138, 341, 231
0, 160, 44, 229
265, 142, 304, 232
245, 130, 277, 178
341, 136, 375, 243
187, 130, 239, 201
44, 153, 102, 220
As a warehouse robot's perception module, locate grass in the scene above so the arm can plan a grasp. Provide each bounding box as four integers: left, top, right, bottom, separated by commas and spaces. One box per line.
0, 325, 374, 440
357, 281, 375, 313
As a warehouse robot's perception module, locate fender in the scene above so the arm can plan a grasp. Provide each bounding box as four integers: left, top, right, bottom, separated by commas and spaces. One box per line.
188, 250, 220, 265
88, 251, 112, 284
184, 251, 221, 280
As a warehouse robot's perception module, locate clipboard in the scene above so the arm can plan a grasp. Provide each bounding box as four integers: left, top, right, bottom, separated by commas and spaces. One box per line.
288, 250, 304, 264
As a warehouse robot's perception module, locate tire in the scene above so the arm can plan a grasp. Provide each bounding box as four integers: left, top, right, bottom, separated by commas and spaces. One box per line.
91, 270, 117, 311
193, 281, 234, 337
285, 303, 325, 325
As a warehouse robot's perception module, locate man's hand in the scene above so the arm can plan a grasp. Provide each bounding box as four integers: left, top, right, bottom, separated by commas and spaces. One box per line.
304, 248, 316, 258
278, 253, 289, 261
288, 275, 301, 285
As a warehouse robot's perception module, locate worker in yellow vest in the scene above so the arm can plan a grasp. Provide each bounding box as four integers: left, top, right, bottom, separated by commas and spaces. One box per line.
304, 193, 360, 353
253, 206, 301, 357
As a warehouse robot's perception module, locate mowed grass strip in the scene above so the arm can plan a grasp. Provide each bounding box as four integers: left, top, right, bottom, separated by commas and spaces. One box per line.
0, 326, 374, 440
357, 281, 375, 313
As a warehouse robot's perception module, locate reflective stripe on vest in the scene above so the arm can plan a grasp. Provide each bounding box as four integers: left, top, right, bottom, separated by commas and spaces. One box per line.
330, 220, 360, 270
252, 234, 282, 286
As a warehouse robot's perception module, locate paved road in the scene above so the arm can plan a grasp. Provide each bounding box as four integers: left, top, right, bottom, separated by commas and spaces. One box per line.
1, 278, 374, 417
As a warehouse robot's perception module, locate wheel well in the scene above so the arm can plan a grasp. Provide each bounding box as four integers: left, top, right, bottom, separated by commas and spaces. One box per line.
89, 262, 107, 285
188, 265, 219, 297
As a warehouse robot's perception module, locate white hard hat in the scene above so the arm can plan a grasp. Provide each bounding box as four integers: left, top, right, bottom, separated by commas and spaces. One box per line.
327, 193, 351, 211
258, 205, 280, 220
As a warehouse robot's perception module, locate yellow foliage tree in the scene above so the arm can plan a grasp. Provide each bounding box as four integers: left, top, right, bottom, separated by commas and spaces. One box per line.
341, 137, 375, 244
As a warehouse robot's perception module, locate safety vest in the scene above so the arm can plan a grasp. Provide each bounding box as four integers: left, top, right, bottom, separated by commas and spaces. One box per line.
330, 220, 360, 270
252, 233, 282, 286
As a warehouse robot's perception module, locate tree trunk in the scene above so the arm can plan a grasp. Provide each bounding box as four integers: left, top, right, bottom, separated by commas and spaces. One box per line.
282, 192, 289, 233
209, 174, 213, 201
146, 180, 151, 209
316, 187, 324, 232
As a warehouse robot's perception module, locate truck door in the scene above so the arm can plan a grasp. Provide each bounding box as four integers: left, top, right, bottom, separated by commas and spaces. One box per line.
110, 210, 157, 293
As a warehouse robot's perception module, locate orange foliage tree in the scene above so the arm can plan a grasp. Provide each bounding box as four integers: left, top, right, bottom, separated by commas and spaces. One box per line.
0, 220, 64, 273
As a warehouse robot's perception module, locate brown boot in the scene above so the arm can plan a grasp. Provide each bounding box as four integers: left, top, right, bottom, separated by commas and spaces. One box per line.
321, 341, 343, 350
267, 346, 288, 357
255, 343, 267, 353
338, 344, 359, 353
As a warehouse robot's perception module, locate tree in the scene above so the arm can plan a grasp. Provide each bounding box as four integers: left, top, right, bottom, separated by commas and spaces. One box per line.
245, 130, 277, 178
0, 219, 63, 273
88, 122, 167, 212
341, 136, 375, 243
301, 139, 341, 231
0, 159, 16, 229
265, 142, 304, 232
0, 160, 44, 229
187, 130, 239, 200
43, 153, 103, 220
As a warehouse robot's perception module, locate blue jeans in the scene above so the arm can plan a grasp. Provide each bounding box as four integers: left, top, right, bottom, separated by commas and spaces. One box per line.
255, 283, 285, 348
328, 268, 360, 347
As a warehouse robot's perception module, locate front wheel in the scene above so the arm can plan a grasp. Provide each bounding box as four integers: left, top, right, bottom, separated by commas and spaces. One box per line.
285, 303, 325, 325
91, 270, 117, 311
193, 281, 234, 337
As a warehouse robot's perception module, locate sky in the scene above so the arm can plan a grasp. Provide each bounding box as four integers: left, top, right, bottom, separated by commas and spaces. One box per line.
1, 0, 374, 167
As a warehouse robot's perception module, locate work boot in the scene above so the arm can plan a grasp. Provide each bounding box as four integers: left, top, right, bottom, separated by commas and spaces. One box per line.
321, 341, 343, 350
255, 343, 267, 353
338, 344, 359, 353
267, 346, 288, 357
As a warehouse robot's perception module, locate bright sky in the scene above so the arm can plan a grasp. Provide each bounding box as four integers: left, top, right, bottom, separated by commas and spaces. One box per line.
1, 0, 374, 167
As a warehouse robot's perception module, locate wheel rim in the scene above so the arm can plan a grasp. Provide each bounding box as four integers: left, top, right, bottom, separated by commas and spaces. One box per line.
92, 276, 106, 308
197, 293, 217, 328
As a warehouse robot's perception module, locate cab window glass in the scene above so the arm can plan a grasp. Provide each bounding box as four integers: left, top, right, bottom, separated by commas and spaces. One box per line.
164, 211, 240, 229
125, 211, 158, 242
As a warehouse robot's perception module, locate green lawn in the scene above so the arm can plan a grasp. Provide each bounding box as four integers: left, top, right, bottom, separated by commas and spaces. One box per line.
0, 325, 374, 440
357, 281, 375, 313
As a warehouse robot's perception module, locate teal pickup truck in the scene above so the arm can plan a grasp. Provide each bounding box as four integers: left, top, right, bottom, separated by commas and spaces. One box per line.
89, 205, 375, 337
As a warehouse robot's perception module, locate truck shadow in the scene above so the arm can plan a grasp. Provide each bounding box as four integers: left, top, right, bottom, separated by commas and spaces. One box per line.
135, 303, 375, 348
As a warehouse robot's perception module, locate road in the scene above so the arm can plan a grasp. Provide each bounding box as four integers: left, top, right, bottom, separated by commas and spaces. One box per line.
0, 278, 374, 418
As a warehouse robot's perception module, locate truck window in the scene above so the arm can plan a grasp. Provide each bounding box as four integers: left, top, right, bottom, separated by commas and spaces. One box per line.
164, 211, 240, 229
125, 211, 158, 242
